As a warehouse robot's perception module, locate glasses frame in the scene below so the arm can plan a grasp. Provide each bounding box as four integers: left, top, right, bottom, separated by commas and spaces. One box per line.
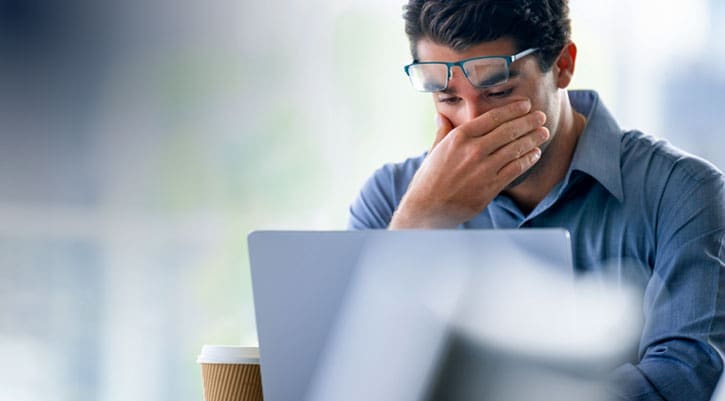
403, 47, 539, 92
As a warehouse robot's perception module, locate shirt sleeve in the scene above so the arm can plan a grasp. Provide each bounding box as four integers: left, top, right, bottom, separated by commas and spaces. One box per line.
347, 155, 424, 230
347, 166, 397, 230
609, 161, 725, 401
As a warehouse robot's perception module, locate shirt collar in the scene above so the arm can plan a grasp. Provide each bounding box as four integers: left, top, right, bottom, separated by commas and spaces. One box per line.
566, 90, 624, 202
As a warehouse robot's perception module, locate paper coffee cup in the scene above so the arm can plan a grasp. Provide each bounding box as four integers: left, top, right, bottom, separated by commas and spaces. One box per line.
198, 345, 263, 401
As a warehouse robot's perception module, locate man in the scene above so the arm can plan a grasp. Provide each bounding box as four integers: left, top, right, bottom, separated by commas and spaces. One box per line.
348, 1, 725, 400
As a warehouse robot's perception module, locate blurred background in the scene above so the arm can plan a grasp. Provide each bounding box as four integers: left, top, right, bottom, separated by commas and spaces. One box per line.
0, 0, 723, 400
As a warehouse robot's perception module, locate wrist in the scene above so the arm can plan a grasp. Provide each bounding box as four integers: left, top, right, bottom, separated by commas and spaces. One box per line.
388, 201, 459, 229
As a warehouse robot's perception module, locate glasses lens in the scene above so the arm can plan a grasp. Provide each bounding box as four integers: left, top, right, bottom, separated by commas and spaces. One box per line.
464, 58, 509, 88
407, 63, 448, 92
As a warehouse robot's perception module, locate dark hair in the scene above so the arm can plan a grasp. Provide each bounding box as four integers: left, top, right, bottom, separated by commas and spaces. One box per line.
403, 0, 571, 71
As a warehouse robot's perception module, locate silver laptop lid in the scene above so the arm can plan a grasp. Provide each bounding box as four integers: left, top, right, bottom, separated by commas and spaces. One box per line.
248, 229, 622, 401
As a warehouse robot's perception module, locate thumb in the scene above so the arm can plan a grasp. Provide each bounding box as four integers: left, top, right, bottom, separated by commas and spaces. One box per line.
431, 113, 453, 151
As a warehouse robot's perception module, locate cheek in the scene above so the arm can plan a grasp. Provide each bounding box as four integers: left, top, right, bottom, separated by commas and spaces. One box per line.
528, 85, 558, 129
540, 103, 560, 140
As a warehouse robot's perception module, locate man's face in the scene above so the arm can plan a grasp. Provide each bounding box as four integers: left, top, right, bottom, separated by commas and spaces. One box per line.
416, 37, 563, 151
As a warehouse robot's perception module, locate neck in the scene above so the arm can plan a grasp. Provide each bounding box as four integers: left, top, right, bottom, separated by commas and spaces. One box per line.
504, 92, 586, 214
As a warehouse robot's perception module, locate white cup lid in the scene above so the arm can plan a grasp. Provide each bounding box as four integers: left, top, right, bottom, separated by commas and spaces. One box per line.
197, 345, 260, 364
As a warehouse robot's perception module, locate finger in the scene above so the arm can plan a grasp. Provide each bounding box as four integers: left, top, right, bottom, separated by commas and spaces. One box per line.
482, 114, 548, 156
496, 147, 542, 184
430, 112, 454, 151
456, 99, 532, 138
488, 127, 549, 168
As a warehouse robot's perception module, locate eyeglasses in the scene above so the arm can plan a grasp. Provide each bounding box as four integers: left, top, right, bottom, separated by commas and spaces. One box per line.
403, 48, 539, 92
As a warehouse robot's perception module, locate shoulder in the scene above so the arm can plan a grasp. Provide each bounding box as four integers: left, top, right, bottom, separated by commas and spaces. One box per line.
621, 130, 724, 235
369, 151, 427, 188
347, 152, 427, 229
621, 130, 724, 188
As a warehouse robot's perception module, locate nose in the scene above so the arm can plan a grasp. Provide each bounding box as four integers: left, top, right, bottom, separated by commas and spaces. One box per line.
463, 98, 489, 122
447, 68, 493, 124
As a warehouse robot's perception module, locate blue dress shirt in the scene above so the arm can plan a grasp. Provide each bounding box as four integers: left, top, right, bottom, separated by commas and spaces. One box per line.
348, 90, 725, 401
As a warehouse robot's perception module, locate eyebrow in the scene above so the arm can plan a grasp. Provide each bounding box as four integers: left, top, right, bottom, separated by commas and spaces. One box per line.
438, 70, 522, 95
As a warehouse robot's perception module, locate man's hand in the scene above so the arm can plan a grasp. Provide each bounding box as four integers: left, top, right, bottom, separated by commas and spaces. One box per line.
389, 99, 549, 229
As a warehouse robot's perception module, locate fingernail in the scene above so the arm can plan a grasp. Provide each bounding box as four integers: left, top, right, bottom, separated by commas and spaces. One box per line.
519, 99, 532, 112
532, 147, 542, 160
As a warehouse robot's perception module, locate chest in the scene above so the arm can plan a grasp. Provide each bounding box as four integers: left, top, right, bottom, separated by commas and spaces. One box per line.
466, 180, 656, 288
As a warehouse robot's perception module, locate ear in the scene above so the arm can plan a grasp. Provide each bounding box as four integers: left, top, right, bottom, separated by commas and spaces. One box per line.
554, 42, 577, 89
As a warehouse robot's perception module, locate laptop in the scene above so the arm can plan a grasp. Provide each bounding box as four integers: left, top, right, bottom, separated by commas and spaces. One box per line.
247, 229, 637, 401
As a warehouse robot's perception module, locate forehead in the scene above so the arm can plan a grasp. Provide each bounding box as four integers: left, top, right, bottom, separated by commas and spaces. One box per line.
415, 37, 518, 62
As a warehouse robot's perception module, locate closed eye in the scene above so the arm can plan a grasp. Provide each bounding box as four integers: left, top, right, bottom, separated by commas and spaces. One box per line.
437, 96, 462, 105
487, 87, 514, 98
